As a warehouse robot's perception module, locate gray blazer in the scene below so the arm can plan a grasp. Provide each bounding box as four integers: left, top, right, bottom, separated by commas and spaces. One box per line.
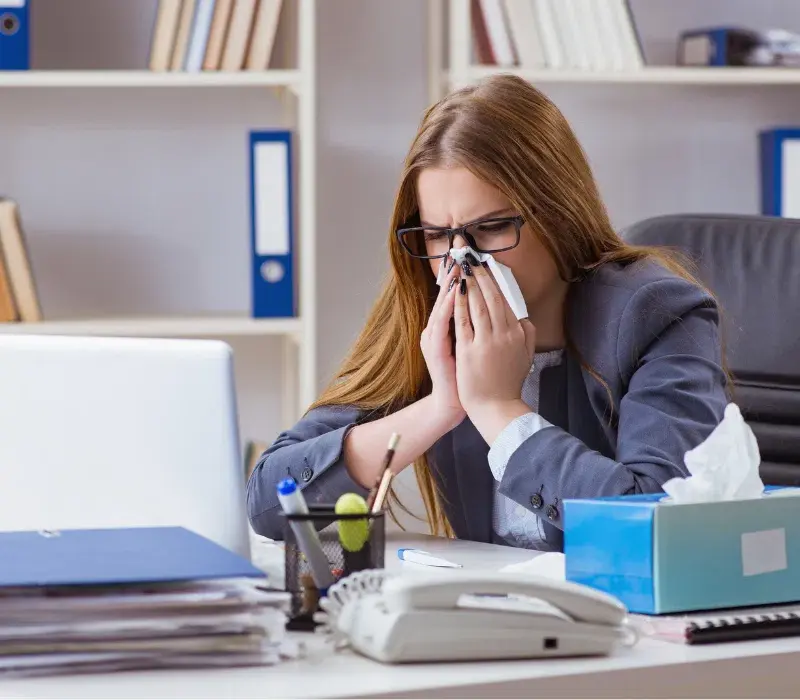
247, 261, 728, 550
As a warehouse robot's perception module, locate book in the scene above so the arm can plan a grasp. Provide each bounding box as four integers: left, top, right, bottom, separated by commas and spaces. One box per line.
170, 0, 198, 71
0, 230, 18, 323
148, 0, 184, 71
0, 198, 41, 322
501, 0, 545, 69
203, 0, 235, 70
220, 0, 258, 71
185, 0, 217, 72
245, 0, 283, 71
477, 0, 515, 67
634, 603, 800, 645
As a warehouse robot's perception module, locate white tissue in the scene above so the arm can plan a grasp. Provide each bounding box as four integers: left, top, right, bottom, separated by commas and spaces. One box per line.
436, 246, 528, 320
661, 403, 764, 504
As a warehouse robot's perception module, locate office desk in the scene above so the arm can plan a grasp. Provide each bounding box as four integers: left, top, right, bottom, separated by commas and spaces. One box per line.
0, 534, 798, 699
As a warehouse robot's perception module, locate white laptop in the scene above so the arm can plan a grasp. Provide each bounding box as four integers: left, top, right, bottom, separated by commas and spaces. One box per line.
0, 334, 251, 559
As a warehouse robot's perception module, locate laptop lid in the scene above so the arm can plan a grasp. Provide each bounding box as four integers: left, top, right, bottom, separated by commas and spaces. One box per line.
0, 334, 250, 559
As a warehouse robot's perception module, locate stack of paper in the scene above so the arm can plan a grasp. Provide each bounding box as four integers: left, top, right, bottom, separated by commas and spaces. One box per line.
0, 526, 293, 678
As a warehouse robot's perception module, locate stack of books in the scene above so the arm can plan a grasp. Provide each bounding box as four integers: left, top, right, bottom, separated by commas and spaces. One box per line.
0, 526, 292, 678
471, 0, 644, 72
149, 0, 284, 73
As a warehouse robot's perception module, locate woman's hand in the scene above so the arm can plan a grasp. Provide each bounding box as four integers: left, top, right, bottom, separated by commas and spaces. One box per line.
420, 256, 465, 431
454, 255, 536, 443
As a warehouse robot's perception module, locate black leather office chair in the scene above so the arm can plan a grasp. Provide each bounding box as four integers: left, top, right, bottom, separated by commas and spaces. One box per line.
622, 214, 800, 486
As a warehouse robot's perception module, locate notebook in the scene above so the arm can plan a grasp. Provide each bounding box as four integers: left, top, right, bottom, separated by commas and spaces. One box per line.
634, 603, 800, 645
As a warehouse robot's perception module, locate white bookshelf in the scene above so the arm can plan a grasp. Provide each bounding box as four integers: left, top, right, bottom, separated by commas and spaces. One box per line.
0, 315, 302, 338
0, 0, 317, 425
432, 0, 800, 96
452, 66, 800, 86
0, 69, 302, 88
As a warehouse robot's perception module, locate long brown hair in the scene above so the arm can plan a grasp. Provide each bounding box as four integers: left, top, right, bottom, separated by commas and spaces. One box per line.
310, 74, 716, 537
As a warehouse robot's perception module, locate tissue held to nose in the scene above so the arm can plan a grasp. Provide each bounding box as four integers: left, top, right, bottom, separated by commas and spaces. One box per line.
661, 403, 764, 504
436, 246, 528, 320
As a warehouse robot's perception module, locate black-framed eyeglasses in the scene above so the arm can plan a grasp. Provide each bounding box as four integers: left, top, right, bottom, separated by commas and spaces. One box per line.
396, 215, 524, 259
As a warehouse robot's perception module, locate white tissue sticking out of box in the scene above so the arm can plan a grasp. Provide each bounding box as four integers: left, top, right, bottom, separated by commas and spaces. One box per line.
436, 246, 528, 320
661, 403, 764, 504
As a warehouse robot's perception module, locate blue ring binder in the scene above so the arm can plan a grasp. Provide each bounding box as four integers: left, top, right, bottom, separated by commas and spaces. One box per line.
0, 1, 30, 70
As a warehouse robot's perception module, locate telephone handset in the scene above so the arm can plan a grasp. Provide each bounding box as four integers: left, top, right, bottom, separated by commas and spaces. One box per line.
319, 570, 636, 664
387, 572, 627, 626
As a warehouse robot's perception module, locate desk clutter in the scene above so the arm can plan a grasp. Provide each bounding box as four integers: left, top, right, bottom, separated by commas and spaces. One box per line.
279, 433, 398, 629
0, 526, 293, 678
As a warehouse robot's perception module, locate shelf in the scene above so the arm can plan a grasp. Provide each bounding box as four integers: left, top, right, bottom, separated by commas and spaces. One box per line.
451, 66, 800, 86
0, 314, 303, 338
0, 69, 302, 89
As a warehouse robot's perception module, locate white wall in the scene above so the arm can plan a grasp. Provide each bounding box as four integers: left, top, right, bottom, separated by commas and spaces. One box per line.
3, 0, 800, 533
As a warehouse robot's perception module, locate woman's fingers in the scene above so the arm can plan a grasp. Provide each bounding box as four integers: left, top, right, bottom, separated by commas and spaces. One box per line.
462, 257, 491, 337
430, 256, 450, 308
469, 255, 510, 330
426, 255, 458, 331
430, 279, 458, 343
454, 274, 474, 345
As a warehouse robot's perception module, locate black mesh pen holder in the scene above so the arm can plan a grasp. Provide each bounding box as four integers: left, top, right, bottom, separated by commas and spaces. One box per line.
283, 506, 385, 631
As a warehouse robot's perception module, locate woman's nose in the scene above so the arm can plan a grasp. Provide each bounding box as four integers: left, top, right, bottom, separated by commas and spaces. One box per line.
452, 232, 469, 249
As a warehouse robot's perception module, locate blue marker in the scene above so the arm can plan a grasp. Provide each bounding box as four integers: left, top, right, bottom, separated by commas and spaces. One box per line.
277, 478, 335, 589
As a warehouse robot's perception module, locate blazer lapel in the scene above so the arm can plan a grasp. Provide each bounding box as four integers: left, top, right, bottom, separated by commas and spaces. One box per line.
451, 418, 493, 543
565, 351, 614, 456
537, 360, 569, 432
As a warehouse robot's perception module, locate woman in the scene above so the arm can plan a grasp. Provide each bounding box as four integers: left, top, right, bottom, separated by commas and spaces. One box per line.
247, 75, 728, 551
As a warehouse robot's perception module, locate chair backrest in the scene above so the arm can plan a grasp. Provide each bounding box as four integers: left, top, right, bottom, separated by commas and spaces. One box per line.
622, 213, 800, 485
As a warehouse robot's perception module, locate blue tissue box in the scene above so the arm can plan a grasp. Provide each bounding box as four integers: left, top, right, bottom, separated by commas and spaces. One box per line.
564, 489, 800, 614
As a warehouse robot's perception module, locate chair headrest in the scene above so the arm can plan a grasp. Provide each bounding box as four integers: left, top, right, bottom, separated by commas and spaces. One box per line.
622, 214, 800, 380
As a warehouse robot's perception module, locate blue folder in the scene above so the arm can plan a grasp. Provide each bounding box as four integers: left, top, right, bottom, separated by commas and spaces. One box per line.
248, 130, 296, 318
0, 1, 30, 70
760, 128, 800, 217
0, 526, 265, 588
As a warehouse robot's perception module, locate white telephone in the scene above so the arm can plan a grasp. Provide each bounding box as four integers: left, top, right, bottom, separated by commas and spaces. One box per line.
317, 570, 635, 664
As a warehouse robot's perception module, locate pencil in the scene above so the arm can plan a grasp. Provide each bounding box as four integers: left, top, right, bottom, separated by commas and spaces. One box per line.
366, 432, 400, 512
371, 467, 395, 515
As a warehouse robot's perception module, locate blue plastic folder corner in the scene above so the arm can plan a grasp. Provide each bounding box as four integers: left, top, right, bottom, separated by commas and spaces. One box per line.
564, 489, 800, 614
0, 526, 265, 589
0, 1, 30, 70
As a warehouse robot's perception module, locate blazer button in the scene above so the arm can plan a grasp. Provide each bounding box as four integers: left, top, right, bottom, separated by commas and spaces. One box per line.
545, 503, 559, 521
530, 493, 543, 509
301, 467, 314, 482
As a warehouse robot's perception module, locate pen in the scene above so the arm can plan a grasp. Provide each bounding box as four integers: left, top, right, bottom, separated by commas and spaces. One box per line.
276, 478, 336, 590
367, 432, 401, 513
397, 548, 463, 569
